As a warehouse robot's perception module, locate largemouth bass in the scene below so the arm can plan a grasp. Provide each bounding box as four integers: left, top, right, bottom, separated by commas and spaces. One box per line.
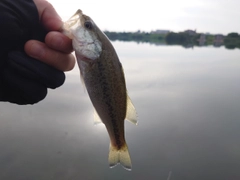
63, 10, 137, 170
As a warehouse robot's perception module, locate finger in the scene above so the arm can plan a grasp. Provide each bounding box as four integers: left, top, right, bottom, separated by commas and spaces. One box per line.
25, 40, 75, 71
45, 31, 73, 54
33, 0, 62, 31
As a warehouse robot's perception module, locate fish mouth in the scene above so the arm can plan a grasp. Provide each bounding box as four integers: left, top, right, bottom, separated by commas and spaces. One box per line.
76, 53, 94, 62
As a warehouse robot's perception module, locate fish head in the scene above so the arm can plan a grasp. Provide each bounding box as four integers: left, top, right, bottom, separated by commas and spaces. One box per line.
63, 9, 102, 61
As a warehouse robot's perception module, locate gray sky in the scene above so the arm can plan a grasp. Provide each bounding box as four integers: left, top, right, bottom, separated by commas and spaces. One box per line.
49, 0, 240, 35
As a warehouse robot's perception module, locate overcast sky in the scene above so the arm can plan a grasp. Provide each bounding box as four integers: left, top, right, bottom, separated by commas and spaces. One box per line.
49, 0, 239, 35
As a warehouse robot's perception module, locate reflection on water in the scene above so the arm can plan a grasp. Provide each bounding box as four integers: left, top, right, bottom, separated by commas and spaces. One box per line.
1, 42, 240, 180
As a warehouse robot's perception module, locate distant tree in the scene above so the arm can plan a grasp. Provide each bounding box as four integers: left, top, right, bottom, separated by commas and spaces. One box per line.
227, 32, 239, 38
165, 32, 189, 44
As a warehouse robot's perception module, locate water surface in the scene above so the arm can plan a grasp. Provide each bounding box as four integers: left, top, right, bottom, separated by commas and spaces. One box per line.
1, 42, 240, 180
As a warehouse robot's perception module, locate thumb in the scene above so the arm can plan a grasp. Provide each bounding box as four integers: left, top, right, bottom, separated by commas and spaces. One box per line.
33, 0, 62, 31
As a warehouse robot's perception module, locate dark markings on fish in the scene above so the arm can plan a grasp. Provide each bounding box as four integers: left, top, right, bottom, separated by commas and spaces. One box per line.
97, 60, 122, 149
63, 10, 134, 169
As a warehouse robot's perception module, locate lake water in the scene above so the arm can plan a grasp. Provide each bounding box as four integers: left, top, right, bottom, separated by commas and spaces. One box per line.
0, 41, 240, 180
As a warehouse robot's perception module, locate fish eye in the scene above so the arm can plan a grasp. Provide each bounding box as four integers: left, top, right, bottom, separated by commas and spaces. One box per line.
84, 21, 93, 30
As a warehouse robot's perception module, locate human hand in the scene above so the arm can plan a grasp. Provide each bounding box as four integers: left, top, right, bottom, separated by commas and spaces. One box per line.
0, 0, 74, 105
25, 0, 75, 71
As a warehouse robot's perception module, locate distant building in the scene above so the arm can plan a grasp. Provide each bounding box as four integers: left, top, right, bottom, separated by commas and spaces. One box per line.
151, 29, 170, 34
184, 29, 197, 36
213, 34, 224, 47
214, 34, 224, 43
197, 34, 206, 46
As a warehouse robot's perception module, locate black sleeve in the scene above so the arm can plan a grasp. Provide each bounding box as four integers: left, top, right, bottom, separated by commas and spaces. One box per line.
0, 0, 45, 53
0, 0, 65, 105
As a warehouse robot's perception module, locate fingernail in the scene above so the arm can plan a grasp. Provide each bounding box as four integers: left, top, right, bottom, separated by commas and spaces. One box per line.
29, 43, 45, 59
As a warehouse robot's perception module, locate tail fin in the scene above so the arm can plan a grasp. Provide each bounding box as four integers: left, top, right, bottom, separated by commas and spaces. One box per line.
108, 143, 132, 171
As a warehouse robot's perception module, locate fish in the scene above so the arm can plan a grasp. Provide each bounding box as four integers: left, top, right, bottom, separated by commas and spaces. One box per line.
62, 9, 137, 170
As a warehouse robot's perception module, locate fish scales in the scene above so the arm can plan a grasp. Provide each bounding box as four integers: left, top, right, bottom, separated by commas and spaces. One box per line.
81, 54, 127, 149
63, 9, 137, 170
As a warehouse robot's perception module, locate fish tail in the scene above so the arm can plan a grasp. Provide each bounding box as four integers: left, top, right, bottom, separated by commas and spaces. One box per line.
108, 143, 132, 171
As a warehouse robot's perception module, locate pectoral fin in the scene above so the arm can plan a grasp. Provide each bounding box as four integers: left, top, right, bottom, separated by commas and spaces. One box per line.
126, 95, 138, 125
94, 109, 102, 125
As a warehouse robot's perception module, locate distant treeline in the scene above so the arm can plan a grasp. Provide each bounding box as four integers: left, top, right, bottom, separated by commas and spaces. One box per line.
223, 33, 240, 49
104, 31, 240, 49
104, 31, 165, 44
